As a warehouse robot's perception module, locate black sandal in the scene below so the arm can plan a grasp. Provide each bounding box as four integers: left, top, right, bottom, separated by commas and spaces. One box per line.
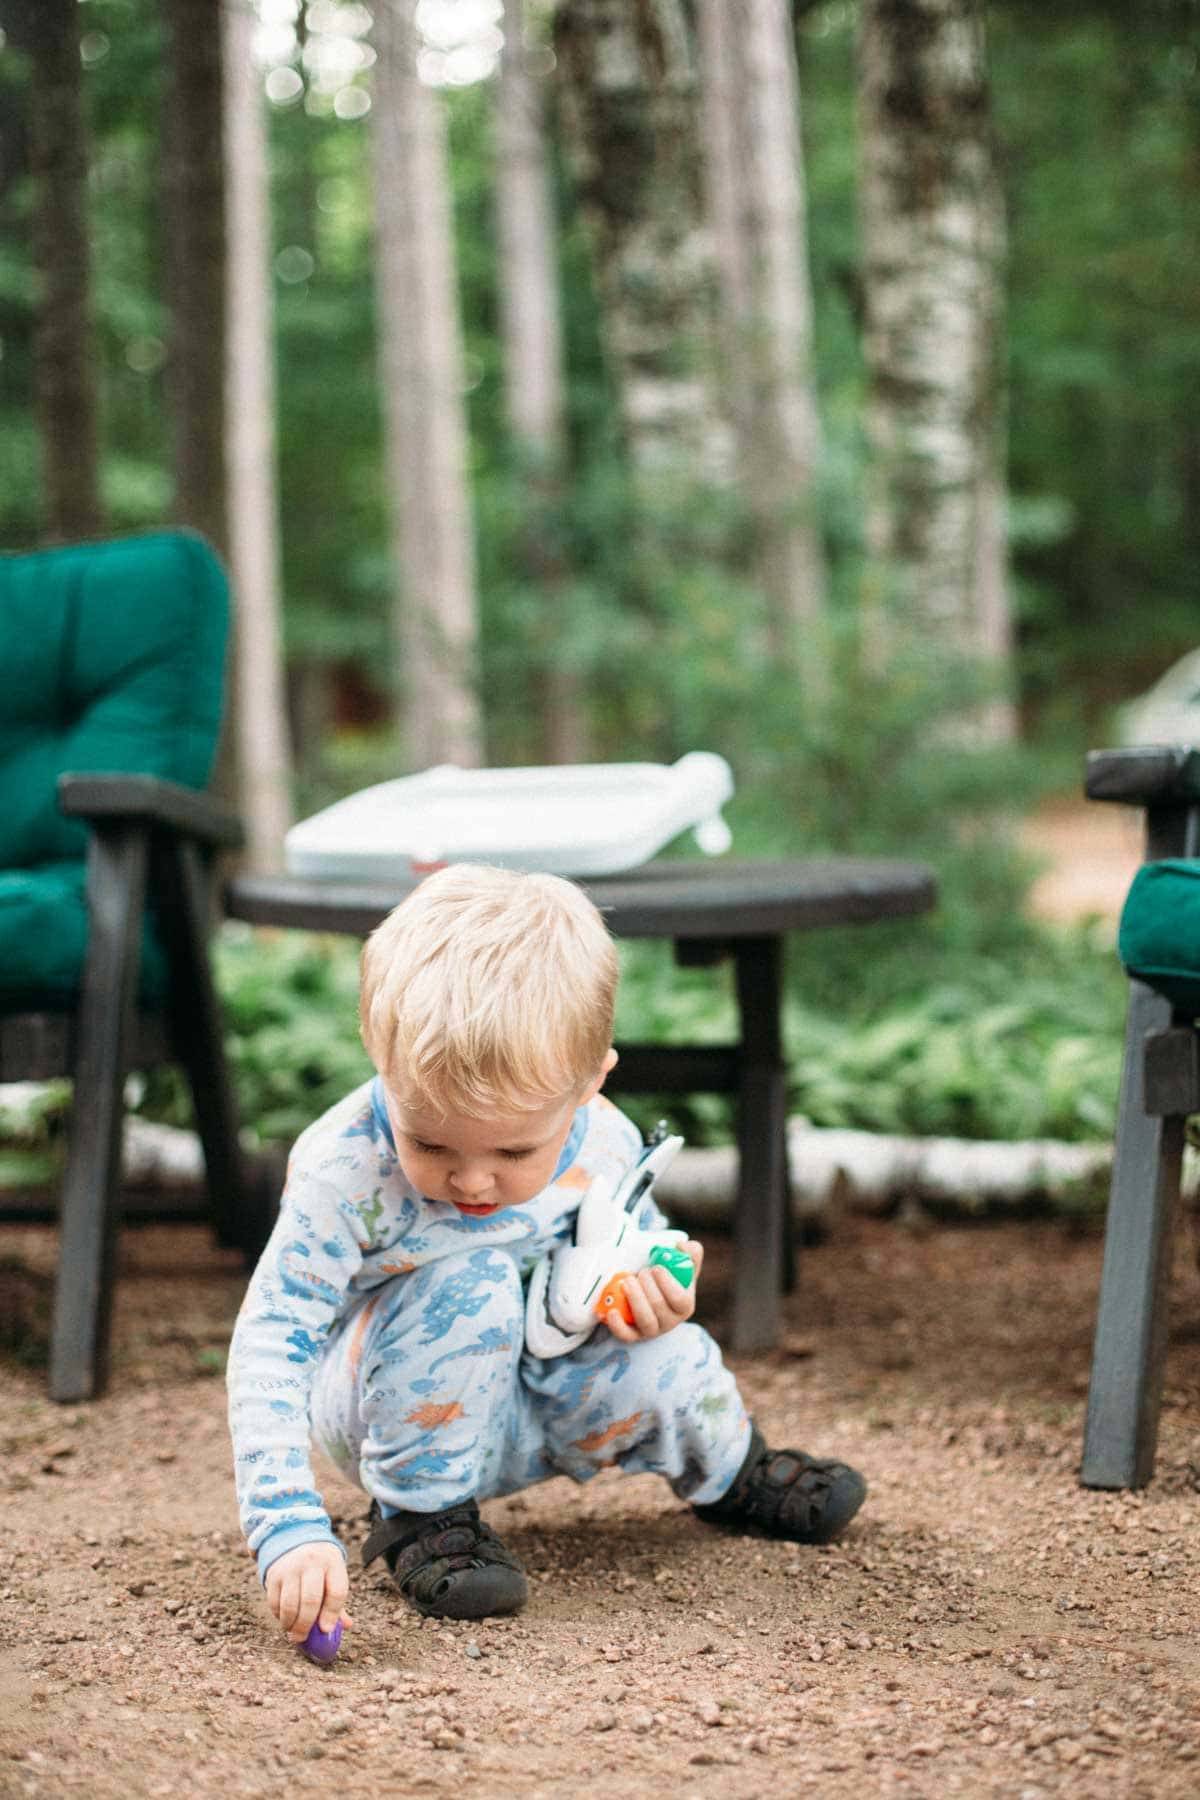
694, 1424, 866, 1544
362, 1498, 528, 1619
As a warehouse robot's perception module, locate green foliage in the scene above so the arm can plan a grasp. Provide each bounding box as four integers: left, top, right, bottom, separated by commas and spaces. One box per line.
136, 927, 373, 1145
987, 2, 1200, 736
785, 968, 1124, 1142
2, 0, 1195, 747
213, 927, 373, 1144
0, 1081, 71, 1186
0, 0, 1179, 1168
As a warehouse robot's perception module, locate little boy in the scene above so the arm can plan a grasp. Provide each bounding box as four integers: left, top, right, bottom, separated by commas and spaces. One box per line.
227, 864, 866, 1649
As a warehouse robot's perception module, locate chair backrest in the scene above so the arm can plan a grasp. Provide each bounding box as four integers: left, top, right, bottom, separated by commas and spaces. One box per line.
0, 531, 228, 869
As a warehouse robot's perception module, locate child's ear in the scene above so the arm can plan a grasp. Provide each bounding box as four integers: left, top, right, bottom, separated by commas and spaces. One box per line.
578, 1048, 618, 1104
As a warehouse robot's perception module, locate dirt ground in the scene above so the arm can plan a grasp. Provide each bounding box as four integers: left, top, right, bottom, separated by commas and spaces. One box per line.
3, 1206, 1200, 1800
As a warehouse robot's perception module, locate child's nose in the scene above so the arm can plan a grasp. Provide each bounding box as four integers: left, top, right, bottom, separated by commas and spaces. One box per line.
451, 1163, 493, 1196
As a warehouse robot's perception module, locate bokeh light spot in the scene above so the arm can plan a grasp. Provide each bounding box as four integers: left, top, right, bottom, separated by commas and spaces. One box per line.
275, 245, 316, 285
333, 85, 371, 120
126, 337, 166, 376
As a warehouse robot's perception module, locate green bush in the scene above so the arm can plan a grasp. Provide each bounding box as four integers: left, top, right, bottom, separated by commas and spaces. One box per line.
134, 927, 373, 1146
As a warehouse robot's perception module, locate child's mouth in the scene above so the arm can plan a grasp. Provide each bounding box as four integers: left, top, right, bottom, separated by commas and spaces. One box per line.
453, 1199, 499, 1216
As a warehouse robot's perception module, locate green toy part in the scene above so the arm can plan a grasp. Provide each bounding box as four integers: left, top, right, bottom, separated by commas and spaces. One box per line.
648, 1243, 695, 1289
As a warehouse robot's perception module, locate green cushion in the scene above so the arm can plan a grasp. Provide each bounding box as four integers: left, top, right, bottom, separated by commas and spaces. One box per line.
0, 530, 227, 1007
1118, 859, 1200, 1013
0, 864, 167, 1009
0, 531, 228, 869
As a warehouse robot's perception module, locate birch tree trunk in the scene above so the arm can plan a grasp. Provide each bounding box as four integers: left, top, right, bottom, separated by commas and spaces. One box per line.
372, 0, 482, 768
223, 0, 294, 871
13, 0, 105, 542
858, 0, 1016, 741
164, 0, 229, 559
496, 0, 585, 762
553, 0, 731, 484
696, 0, 828, 691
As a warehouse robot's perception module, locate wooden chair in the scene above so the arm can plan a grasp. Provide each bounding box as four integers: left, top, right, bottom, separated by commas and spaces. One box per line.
0, 531, 269, 1402
1080, 745, 1200, 1488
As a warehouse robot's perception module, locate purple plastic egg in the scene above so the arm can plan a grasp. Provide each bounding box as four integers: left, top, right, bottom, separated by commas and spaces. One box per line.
301, 1619, 343, 1665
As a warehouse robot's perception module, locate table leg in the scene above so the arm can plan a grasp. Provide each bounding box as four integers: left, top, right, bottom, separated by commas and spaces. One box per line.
731, 936, 790, 1353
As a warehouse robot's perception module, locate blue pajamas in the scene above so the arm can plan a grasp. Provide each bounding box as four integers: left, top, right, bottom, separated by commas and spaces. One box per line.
227, 1078, 754, 1580
310, 1245, 751, 1513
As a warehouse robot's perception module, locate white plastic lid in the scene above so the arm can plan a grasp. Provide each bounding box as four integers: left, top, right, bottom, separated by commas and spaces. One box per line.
284, 752, 735, 883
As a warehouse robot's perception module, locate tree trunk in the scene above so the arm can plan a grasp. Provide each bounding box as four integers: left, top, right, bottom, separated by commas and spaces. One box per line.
13, 0, 105, 542
858, 0, 1016, 741
496, 0, 585, 763
223, 0, 294, 872
163, 0, 229, 559
372, 0, 482, 769
696, 0, 828, 692
553, 0, 731, 484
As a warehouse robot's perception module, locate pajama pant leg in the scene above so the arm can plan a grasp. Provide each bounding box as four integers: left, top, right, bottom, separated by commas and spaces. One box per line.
521, 1323, 753, 1506
310, 1246, 527, 1514
311, 1250, 752, 1514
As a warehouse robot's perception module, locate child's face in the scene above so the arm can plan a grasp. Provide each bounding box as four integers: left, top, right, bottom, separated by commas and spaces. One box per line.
384, 1053, 615, 1217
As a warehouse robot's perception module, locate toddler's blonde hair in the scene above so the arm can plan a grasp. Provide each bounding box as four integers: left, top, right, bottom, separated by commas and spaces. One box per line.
360, 863, 618, 1117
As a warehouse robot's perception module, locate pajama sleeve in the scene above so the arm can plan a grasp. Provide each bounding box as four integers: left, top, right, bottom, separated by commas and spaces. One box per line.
226, 1161, 369, 1582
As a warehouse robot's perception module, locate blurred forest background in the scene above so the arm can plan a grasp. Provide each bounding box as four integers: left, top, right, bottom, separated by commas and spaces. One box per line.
1, 0, 1197, 1161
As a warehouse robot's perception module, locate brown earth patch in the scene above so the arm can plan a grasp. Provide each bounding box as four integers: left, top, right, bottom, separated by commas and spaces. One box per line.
2, 1210, 1200, 1798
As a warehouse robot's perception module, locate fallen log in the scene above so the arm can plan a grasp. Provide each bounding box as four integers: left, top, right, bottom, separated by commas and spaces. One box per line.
654, 1120, 1116, 1226
115, 1116, 1120, 1222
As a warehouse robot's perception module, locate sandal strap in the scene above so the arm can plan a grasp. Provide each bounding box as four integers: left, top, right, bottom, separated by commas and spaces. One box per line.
363, 1499, 524, 1580
739, 1452, 837, 1534
362, 1499, 481, 1569
699, 1423, 836, 1532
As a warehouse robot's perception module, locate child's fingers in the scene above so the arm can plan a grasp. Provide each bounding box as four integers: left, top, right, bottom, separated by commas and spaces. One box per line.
603, 1252, 703, 1340
649, 1262, 695, 1318
317, 1561, 351, 1634
288, 1563, 330, 1642
274, 1570, 301, 1634
601, 1302, 638, 1341
625, 1269, 672, 1336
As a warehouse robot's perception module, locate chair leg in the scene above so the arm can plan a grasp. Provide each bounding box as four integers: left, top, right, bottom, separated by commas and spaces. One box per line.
49, 826, 148, 1403
155, 838, 268, 1258
1081, 981, 1184, 1489
730, 937, 789, 1353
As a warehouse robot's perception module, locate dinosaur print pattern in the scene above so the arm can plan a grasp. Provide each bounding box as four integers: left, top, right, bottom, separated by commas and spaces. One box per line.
227, 1077, 751, 1582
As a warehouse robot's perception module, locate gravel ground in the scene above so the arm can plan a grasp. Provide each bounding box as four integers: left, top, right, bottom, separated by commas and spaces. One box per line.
2, 1208, 1199, 1799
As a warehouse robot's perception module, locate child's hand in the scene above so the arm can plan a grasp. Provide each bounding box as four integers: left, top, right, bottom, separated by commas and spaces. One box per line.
602, 1241, 703, 1342
265, 1541, 353, 1647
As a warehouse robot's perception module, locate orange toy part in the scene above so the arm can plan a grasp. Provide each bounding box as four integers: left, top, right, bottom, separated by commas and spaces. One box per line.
595, 1271, 636, 1325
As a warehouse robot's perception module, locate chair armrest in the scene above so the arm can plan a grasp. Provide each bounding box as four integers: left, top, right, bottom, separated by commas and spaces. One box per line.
57, 773, 245, 851
1085, 747, 1200, 808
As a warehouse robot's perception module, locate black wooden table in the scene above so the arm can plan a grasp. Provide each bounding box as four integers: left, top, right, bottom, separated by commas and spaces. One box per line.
227, 858, 937, 1352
